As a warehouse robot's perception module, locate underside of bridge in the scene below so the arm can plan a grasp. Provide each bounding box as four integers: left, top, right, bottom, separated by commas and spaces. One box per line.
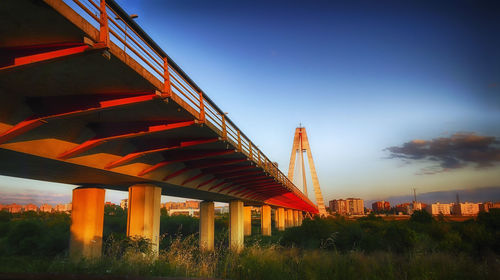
0, 0, 316, 256
0, 0, 317, 212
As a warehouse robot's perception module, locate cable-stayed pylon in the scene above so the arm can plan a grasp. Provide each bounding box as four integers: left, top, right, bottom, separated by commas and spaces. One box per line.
287, 127, 327, 216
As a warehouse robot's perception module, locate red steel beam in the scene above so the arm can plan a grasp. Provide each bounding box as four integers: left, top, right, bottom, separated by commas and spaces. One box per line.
196, 177, 217, 189
181, 172, 206, 185
188, 158, 247, 169
207, 181, 228, 192
0, 43, 98, 70
59, 121, 195, 159
206, 165, 255, 174
105, 138, 219, 169
138, 150, 235, 176
163, 167, 190, 181
0, 93, 159, 145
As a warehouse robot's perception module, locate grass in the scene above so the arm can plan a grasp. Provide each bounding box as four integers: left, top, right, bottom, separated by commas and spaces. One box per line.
0, 235, 498, 280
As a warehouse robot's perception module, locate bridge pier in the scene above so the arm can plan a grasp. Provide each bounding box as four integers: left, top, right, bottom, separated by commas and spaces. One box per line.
69, 187, 105, 259
293, 210, 299, 227
298, 211, 303, 226
286, 209, 293, 228
199, 201, 214, 251
229, 200, 244, 252
244, 206, 252, 236
277, 207, 285, 231
127, 184, 162, 254
261, 205, 271, 236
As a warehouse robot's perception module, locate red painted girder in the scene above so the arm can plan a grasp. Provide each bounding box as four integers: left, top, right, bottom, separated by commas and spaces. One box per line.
215, 170, 262, 180
188, 158, 247, 169
59, 121, 196, 159
217, 183, 237, 193
0, 93, 159, 145
196, 177, 217, 189
181, 172, 206, 185
232, 188, 250, 196
226, 185, 247, 195
105, 138, 219, 169
229, 176, 270, 184
138, 150, 235, 176
0, 43, 97, 70
163, 167, 190, 181
207, 181, 228, 191
205, 165, 255, 174
237, 189, 256, 198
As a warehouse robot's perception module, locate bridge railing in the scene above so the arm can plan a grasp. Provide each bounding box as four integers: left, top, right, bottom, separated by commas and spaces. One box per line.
64, 0, 312, 205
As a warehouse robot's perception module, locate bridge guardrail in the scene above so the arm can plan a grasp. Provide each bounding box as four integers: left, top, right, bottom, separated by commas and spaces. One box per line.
64, 0, 314, 207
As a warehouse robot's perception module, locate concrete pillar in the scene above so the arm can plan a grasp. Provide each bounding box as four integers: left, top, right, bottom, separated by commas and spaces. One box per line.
244, 206, 252, 236
277, 207, 285, 231
293, 210, 299, 226
127, 184, 162, 253
261, 205, 271, 236
69, 187, 105, 259
286, 209, 293, 228
298, 211, 303, 226
229, 200, 244, 252
199, 201, 214, 251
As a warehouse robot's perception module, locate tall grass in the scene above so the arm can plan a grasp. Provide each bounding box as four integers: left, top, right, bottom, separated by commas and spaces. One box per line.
0, 234, 498, 280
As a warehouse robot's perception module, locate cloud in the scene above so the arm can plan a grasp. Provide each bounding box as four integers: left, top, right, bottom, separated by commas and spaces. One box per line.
386, 132, 500, 174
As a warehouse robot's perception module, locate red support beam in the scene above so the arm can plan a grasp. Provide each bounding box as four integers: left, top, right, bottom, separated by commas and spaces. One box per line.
196, 177, 217, 189
163, 167, 190, 181
0, 93, 159, 145
138, 150, 235, 176
207, 181, 228, 192
59, 121, 196, 159
188, 158, 247, 169
182, 172, 206, 185
206, 165, 255, 174
229, 176, 270, 184
105, 138, 218, 169
216, 171, 262, 180
217, 183, 237, 193
0, 43, 100, 70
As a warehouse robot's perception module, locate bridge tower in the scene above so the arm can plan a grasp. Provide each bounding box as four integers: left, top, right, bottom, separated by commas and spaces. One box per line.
288, 127, 327, 216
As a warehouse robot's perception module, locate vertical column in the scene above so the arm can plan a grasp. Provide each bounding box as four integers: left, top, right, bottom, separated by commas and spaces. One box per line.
277, 207, 285, 231
199, 201, 214, 251
229, 200, 244, 252
127, 184, 162, 254
69, 187, 105, 259
293, 210, 299, 227
261, 205, 271, 236
298, 211, 303, 226
244, 206, 252, 236
286, 209, 293, 228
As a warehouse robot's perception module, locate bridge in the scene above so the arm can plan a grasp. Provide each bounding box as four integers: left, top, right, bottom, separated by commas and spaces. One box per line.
0, 0, 319, 256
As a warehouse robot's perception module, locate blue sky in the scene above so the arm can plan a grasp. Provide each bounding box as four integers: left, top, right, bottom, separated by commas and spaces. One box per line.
1, 0, 499, 206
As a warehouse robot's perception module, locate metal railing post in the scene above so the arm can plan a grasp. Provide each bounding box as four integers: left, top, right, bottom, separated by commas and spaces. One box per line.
99, 0, 109, 46
199, 92, 205, 122
163, 57, 171, 97
221, 114, 227, 139
249, 142, 253, 161
237, 130, 242, 151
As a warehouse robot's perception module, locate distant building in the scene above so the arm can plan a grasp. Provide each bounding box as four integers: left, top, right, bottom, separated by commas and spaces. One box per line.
162, 200, 200, 211
40, 203, 53, 213
329, 198, 364, 215
452, 202, 480, 216
120, 199, 128, 209
105, 201, 115, 206
168, 208, 199, 217
215, 206, 229, 215
55, 203, 72, 212
7, 203, 22, 213
24, 204, 38, 212
0, 204, 4, 211
372, 201, 390, 212
425, 203, 451, 215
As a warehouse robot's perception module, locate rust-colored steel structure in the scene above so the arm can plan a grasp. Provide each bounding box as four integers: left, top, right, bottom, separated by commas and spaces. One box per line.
288, 127, 327, 215
0, 0, 318, 213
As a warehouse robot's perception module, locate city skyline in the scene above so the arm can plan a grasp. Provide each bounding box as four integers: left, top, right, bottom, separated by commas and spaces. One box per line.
1, 0, 499, 206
